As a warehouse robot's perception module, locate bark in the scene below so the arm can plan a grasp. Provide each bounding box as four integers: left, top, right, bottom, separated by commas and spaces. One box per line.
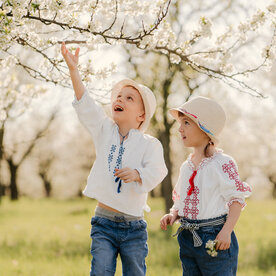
7, 158, 19, 200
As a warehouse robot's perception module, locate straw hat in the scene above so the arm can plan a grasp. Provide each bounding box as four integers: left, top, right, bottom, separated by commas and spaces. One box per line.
111, 79, 156, 132
169, 96, 226, 144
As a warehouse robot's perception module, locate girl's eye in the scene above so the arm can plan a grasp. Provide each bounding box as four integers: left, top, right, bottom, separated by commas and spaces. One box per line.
184, 121, 190, 125
127, 96, 133, 100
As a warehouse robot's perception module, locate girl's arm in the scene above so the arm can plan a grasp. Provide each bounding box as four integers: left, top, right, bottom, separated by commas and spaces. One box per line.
61, 42, 85, 100
215, 202, 242, 250
160, 209, 179, 230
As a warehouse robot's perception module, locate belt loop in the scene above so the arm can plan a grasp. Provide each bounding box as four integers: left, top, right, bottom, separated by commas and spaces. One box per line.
114, 216, 126, 223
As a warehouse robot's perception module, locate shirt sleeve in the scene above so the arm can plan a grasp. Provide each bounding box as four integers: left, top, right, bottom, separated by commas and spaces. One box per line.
134, 138, 168, 194
218, 155, 252, 209
170, 164, 184, 212
72, 90, 109, 148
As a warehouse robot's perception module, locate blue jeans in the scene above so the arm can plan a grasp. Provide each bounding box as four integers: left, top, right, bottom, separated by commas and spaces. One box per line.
90, 216, 148, 276
177, 217, 239, 276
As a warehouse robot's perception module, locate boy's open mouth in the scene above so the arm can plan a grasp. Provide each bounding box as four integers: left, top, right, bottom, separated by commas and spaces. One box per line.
114, 105, 124, 112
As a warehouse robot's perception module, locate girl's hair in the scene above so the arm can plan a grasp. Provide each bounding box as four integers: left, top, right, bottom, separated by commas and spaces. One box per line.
204, 141, 214, 157
178, 111, 214, 157
178, 111, 184, 118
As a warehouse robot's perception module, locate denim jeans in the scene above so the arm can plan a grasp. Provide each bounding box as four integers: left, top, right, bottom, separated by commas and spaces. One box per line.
177, 216, 239, 276
90, 216, 148, 276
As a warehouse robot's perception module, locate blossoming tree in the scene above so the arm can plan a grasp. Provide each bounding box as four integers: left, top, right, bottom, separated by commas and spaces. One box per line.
1, 0, 276, 201
1, 0, 275, 94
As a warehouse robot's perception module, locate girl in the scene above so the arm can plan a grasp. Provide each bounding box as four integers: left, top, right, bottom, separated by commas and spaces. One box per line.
160, 96, 251, 276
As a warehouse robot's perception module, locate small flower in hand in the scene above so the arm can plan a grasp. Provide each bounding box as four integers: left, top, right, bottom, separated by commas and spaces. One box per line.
205, 240, 218, 257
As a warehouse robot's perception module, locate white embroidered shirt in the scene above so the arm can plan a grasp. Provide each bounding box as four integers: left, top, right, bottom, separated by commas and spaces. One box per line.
72, 90, 168, 216
172, 151, 252, 220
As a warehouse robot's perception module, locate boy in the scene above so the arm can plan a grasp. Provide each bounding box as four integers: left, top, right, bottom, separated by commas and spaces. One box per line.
61, 42, 167, 275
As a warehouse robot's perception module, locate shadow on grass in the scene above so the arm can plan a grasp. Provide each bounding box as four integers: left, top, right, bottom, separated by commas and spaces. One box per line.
257, 242, 276, 271
0, 240, 91, 259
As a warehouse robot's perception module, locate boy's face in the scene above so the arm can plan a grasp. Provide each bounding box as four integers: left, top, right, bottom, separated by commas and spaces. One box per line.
178, 114, 209, 147
112, 86, 145, 129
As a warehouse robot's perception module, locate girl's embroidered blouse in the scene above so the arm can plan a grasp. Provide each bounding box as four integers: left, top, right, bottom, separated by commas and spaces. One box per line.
72, 90, 168, 216
171, 151, 252, 220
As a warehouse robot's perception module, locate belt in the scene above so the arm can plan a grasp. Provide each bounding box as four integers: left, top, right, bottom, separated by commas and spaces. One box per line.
173, 216, 226, 247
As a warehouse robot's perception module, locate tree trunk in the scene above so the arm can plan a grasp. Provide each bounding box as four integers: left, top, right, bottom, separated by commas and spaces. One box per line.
39, 172, 52, 197
159, 130, 173, 212
7, 159, 19, 200
0, 128, 4, 204
44, 180, 51, 198
0, 127, 4, 161
269, 176, 276, 199
159, 78, 174, 213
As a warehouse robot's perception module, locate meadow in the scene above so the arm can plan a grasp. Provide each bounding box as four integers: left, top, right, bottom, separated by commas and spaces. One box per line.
0, 197, 275, 276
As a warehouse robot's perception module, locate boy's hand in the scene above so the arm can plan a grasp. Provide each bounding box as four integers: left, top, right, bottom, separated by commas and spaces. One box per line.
215, 229, 231, 250
61, 42, 80, 71
160, 212, 178, 230
114, 168, 141, 183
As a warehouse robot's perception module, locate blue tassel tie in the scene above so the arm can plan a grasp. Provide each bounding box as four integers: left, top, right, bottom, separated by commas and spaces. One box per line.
114, 130, 129, 193
116, 178, 122, 193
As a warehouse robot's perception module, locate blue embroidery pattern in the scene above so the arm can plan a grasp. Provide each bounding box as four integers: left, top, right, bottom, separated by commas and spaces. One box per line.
113, 145, 125, 174
114, 144, 126, 193
108, 145, 117, 172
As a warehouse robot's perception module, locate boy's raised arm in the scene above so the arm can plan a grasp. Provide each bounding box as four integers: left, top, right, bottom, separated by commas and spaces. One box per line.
61, 42, 85, 100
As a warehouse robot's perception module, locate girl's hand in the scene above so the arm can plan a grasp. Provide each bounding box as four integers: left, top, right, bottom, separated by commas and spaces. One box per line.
61, 42, 80, 71
215, 229, 231, 250
160, 212, 178, 230
114, 168, 141, 183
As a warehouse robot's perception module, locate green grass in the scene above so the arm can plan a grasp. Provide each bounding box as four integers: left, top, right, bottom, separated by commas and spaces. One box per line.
0, 197, 275, 275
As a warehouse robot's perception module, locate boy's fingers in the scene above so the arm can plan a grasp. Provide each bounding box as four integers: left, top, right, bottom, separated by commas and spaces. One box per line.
114, 168, 124, 173
75, 47, 80, 57
61, 42, 66, 53
115, 171, 128, 178
114, 168, 130, 175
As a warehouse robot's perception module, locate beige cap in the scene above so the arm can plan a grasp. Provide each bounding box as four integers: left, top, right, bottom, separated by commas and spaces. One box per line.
111, 79, 156, 132
169, 96, 226, 144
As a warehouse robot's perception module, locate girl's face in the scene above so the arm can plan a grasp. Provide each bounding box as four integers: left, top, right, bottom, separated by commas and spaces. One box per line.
112, 86, 145, 128
178, 115, 209, 148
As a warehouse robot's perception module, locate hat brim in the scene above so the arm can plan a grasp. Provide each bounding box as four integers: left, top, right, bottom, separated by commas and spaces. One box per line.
111, 79, 151, 132
169, 108, 219, 144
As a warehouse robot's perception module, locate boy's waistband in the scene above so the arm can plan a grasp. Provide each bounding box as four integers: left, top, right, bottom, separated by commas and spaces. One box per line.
95, 206, 144, 222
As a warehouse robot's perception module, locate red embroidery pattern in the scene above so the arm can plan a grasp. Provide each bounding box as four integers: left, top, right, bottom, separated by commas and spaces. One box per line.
172, 189, 180, 201
183, 186, 200, 219
222, 160, 251, 192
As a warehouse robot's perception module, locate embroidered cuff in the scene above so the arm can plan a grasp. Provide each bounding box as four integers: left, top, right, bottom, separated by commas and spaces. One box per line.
227, 198, 246, 210
169, 206, 179, 214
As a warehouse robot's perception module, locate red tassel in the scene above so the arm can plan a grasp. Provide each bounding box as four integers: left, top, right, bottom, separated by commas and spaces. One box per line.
187, 170, 197, 196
